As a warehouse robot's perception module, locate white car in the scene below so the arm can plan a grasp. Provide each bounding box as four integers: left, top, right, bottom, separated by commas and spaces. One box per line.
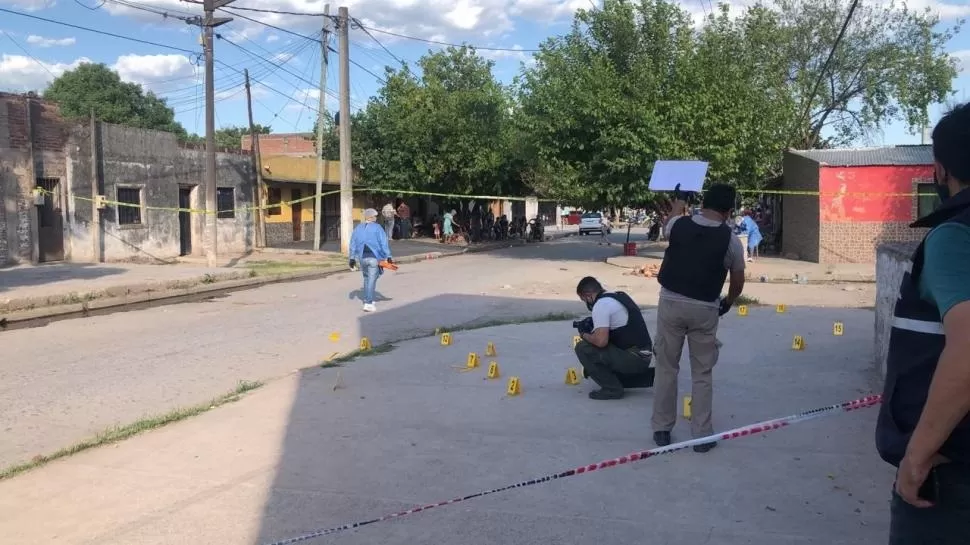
579, 212, 611, 235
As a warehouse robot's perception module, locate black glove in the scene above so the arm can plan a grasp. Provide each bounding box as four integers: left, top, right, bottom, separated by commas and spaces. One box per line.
673, 183, 697, 205
574, 317, 594, 335
386, 257, 393, 264
349, 259, 357, 270
718, 298, 731, 316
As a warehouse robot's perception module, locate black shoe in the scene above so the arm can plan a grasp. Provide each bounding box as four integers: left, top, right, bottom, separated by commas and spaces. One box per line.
588, 388, 623, 400
653, 431, 671, 447
693, 442, 718, 453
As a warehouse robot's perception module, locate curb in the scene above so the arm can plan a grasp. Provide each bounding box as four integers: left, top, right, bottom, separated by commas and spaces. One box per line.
0, 239, 532, 331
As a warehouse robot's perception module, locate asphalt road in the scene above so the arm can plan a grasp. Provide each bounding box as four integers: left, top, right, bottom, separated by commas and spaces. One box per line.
0, 231, 650, 468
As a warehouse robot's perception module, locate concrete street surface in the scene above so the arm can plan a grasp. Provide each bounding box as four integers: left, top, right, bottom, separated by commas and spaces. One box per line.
0, 229, 875, 468
0, 309, 892, 544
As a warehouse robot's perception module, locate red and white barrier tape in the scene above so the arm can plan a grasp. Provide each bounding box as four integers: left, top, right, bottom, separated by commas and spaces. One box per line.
263, 394, 882, 545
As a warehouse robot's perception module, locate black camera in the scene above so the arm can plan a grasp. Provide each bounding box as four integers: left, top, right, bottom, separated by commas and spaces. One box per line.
573, 317, 594, 334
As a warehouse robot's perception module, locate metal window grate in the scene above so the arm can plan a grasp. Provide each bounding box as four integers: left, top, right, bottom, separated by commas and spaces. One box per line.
117, 187, 142, 225
217, 187, 235, 219
267, 187, 282, 216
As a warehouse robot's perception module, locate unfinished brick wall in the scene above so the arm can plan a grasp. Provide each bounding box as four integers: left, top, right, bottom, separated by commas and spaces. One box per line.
819, 221, 926, 263
242, 133, 315, 156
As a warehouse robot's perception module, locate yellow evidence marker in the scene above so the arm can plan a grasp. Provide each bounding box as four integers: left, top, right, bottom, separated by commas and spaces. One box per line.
440, 332, 452, 346
833, 322, 844, 336
683, 395, 692, 419
506, 376, 521, 396
792, 335, 805, 351
776, 304, 787, 314
485, 342, 497, 357
573, 335, 582, 348
466, 352, 480, 369
486, 361, 500, 379
565, 367, 580, 385
737, 305, 748, 316
359, 337, 372, 351
329, 332, 340, 342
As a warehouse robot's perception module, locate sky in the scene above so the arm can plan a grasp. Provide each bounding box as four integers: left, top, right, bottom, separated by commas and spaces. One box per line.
0, 0, 967, 146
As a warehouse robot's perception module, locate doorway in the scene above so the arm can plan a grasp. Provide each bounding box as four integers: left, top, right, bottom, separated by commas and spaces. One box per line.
291, 189, 303, 241
36, 177, 65, 262
178, 187, 192, 256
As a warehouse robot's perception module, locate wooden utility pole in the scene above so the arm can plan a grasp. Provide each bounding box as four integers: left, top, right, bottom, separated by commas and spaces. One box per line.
313, 4, 331, 251
200, 0, 234, 266
337, 6, 353, 254
243, 69, 266, 248
89, 110, 102, 262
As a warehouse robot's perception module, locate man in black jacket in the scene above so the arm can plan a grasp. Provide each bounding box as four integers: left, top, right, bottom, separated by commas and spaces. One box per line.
574, 276, 655, 400
876, 103, 970, 544
651, 184, 746, 453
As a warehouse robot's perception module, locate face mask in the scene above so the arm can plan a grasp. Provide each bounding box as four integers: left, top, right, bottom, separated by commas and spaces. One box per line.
935, 172, 951, 203
585, 299, 594, 311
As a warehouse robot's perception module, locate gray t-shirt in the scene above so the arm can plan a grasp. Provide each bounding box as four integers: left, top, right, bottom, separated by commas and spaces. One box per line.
660, 215, 745, 308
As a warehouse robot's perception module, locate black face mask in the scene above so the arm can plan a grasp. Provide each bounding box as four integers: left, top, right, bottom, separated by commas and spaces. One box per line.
935, 172, 951, 204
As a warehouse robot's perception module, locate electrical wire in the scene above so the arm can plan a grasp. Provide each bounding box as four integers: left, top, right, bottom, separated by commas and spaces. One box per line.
351, 18, 406, 67
219, 6, 320, 43
355, 23, 540, 53
1, 30, 57, 78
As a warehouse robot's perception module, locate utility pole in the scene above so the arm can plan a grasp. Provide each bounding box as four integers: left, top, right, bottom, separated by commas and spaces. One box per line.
338, 6, 353, 255
244, 69, 265, 248
199, 0, 234, 266
313, 4, 331, 251
90, 110, 102, 263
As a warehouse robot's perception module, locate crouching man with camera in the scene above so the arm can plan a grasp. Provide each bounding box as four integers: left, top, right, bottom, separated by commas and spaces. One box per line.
574, 276, 655, 400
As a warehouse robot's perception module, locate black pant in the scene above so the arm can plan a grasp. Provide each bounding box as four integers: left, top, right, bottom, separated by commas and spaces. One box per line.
574, 341, 654, 393
890, 463, 970, 544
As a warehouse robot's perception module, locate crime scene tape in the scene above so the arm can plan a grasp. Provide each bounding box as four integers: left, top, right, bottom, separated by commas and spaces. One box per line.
261, 393, 883, 545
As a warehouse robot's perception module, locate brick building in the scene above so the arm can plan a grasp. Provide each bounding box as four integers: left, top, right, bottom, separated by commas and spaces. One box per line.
781, 146, 937, 263
1, 92, 255, 265
241, 133, 315, 156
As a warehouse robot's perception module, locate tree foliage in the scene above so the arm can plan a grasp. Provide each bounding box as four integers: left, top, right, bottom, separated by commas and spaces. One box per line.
44, 63, 187, 136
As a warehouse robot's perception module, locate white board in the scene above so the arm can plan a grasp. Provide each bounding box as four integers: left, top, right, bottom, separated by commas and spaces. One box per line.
648, 160, 709, 192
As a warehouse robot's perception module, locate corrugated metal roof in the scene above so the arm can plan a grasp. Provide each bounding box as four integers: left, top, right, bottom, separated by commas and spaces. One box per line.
787, 145, 933, 167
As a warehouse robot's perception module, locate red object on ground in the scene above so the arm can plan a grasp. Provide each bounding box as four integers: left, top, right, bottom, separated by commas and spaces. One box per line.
623, 243, 637, 256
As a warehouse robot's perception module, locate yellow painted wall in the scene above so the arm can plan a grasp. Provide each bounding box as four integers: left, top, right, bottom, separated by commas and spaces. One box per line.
264, 184, 317, 224
262, 155, 344, 183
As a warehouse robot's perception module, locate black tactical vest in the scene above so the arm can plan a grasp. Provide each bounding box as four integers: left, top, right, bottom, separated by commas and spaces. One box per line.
596, 291, 652, 351
876, 188, 970, 467
657, 216, 732, 302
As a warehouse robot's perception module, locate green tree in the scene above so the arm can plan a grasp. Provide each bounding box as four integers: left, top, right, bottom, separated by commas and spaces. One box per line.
44, 63, 187, 136
311, 111, 341, 160
213, 124, 272, 150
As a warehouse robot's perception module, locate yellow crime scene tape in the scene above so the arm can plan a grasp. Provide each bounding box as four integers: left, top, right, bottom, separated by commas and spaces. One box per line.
34, 186, 922, 216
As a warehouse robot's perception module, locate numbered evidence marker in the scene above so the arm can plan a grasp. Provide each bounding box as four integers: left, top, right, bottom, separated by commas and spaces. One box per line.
329, 332, 340, 342
506, 376, 521, 396
440, 332, 452, 346
737, 305, 748, 316
683, 395, 692, 419
486, 361, 500, 379
791, 335, 805, 351
833, 322, 844, 336
776, 304, 787, 314
485, 342, 497, 357
466, 352, 480, 369
359, 337, 372, 351
573, 335, 582, 348
565, 367, 580, 385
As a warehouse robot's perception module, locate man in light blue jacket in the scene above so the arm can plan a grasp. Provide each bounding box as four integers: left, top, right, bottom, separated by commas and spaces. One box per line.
349, 208, 393, 312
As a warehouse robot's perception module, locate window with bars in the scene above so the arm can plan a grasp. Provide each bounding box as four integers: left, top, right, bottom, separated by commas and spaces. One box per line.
217, 187, 235, 219
916, 182, 941, 219
116, 187, 143, 225
267, 187, 282, 216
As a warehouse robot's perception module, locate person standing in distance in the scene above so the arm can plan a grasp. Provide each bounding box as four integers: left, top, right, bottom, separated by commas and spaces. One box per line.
876, 103, 970, 544
651, 183, 746, 453
381, 201, 396, 240
349, 208, 393, 313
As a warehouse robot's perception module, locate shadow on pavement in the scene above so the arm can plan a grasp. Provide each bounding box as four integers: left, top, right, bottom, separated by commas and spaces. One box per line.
0, 263, 127, 293
253, 300, 892, 545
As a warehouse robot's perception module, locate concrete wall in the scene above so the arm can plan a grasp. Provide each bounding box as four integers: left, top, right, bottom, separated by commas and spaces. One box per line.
781, 152, 821, 262
874, 242, 918, 378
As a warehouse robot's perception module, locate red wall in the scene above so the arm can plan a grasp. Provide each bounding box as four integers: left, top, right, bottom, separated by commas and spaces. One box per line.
818, 165, 932, 222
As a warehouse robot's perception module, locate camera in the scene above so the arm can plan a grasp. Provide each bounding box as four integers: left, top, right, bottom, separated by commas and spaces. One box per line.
573, 317, 594, 334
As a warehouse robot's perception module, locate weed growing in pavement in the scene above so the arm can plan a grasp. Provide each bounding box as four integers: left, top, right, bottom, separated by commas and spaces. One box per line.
735, 294, 760, 306
0, 380, 264, 481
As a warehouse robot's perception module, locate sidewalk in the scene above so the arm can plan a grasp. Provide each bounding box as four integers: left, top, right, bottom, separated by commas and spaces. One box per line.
607, 254, 875, 283
0, 308, 890, 545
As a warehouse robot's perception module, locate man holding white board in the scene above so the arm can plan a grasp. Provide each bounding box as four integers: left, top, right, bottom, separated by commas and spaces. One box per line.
648, 162, 747, 453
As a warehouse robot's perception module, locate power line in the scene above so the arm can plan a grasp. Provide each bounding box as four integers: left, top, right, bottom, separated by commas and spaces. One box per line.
218, 6, 320, 43
351, 18, 406, 67
102, 0, 197, 22
0, 6, 198, 54
356, 24, 540, 53
1, 30, 56, 78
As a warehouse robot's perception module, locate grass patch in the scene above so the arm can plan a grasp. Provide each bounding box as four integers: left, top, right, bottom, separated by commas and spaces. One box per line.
321, 342, 396, 367
0, 379, 264, 482
245, 259, 344, 276
735, 294, 760, 306
438, 311, 581, 335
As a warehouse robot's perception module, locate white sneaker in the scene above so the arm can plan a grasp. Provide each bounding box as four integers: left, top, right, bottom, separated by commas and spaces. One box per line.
362, 303, 376, 312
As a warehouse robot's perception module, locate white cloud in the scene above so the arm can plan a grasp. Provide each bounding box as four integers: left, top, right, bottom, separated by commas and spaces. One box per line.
266, 34, 280, 43
25, 35, 76, 47
953, 49, 970, 73
272, 52, 296, 64
112, 53, 197, 92
0, 0, 53, 11
480, 44, 535, 65
0, 54, 90, 92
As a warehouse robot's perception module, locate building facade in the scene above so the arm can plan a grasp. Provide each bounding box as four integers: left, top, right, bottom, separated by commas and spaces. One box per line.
781, 146, 936, 263
0, 92, 255, 265
241, 133, 315, 156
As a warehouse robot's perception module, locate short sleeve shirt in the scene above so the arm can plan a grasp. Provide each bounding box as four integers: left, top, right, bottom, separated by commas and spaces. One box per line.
591, 296, 629, 330
660, 215, 746, 308
918, 222, 970, 319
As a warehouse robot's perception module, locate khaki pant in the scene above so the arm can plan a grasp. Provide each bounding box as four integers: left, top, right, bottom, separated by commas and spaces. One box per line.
651, 296, 720, 438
